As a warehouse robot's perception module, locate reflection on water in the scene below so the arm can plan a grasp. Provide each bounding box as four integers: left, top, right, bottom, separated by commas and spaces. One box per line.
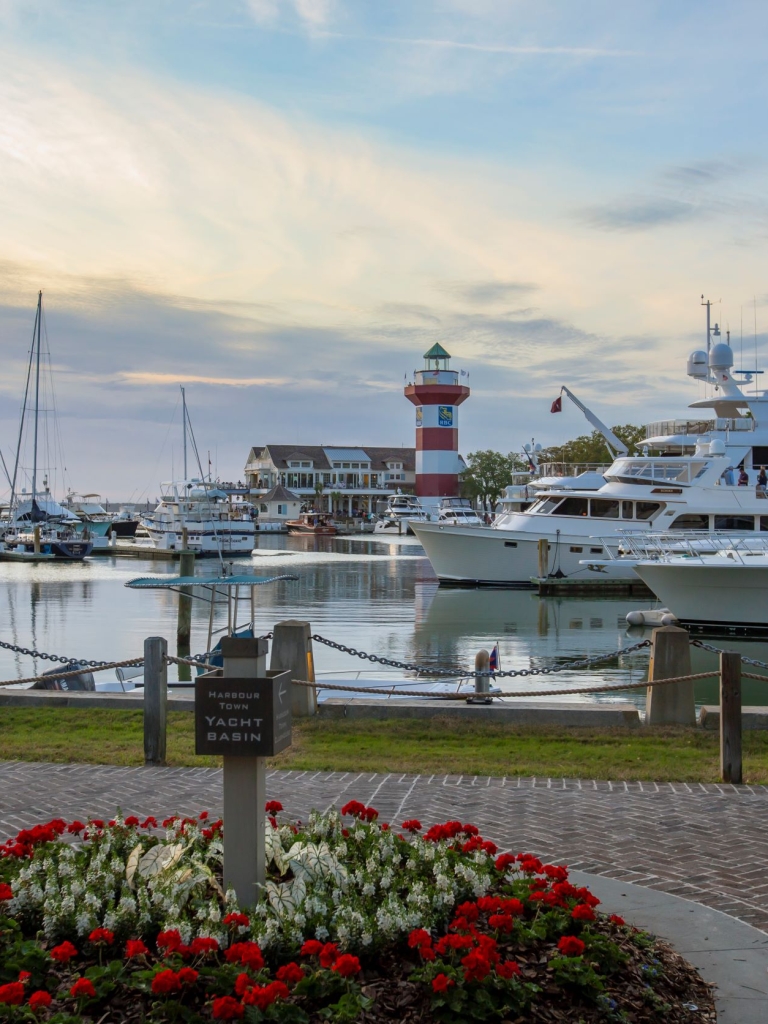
0, 533, 764, 708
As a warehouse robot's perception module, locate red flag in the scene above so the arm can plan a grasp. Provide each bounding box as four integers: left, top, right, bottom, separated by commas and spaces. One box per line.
550, 395, 562, 413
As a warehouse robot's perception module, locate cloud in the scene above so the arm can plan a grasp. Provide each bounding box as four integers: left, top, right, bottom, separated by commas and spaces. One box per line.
317, 32, 636, 59
582, 196, 697, 231
449, 280, 538, 305
246, 0, 333, 29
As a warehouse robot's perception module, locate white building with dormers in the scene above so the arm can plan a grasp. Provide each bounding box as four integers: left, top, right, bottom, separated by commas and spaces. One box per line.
244, 445, 416, 516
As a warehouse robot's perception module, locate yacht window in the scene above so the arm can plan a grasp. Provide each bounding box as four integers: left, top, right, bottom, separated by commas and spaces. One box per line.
635, 501, 661, 520
556, 497, 590, 517
621, 501, 633, 519
670, 513, 709, 530
570, 546, 583, 553
504, 541, 518, 548
714, 515, 755, 531
590, 499, 619, 519
529, 497, 562, 514
590, 547, 603, 554
760, 517, 768, 532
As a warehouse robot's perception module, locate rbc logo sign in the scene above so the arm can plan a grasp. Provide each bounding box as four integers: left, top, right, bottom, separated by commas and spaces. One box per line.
438, 406, 453, 427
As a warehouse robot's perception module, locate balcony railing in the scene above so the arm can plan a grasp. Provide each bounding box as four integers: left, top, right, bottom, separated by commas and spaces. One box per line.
645, 418, 755, 438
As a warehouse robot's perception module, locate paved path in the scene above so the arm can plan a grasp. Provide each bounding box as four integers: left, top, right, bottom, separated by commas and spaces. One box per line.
2, 762, 768, 933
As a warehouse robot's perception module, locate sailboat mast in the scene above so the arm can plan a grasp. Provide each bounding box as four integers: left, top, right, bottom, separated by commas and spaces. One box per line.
31, 291, 42, 504
181, 386, 188, 481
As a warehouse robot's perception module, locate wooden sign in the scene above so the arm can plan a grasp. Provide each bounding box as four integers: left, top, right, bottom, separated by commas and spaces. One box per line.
195, 669, 292, 757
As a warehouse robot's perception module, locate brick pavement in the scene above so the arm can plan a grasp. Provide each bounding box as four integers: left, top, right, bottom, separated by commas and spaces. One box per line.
1, 761, 767, 933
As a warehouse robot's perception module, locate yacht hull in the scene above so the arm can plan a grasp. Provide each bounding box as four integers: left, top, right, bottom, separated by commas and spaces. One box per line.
409, 521, 614, 586
633, 562, 768, 629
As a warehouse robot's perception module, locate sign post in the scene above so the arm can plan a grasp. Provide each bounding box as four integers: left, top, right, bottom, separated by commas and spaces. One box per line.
195, 637, 292, 907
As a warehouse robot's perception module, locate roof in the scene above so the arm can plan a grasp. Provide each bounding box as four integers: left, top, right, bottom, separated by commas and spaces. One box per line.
126, 574, 299, 589
261, 483, 301, 503
252, 445, 415, 473
323, 448, 370, 462
423, 342, 451, 360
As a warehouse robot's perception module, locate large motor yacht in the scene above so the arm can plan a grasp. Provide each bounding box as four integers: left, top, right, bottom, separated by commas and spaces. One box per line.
410, 312, 768, 586
141, 481, 256, 555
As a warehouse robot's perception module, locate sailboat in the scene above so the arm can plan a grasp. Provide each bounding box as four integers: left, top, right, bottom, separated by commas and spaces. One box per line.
1, 292, 93, 560
139, 387, 255, 556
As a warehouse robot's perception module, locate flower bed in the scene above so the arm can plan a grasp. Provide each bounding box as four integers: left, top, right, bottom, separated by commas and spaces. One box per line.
0, 801, 714, 1022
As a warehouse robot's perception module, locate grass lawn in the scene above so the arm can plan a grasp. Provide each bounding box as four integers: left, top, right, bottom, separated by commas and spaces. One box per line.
2, 707, 768, 782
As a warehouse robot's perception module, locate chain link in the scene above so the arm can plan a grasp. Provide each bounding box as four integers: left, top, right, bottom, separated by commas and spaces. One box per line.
691, 638, 768, 670
310, 634, 652, 678
0, 637, 117, 669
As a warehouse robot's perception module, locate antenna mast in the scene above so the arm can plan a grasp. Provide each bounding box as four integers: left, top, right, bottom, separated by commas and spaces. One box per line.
181, 386, 188, 481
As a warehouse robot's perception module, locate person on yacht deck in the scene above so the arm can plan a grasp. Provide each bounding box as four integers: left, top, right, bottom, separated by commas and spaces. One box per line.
758, 466, 767, 493
738, 467, 750, 487
723, 466, 736, 486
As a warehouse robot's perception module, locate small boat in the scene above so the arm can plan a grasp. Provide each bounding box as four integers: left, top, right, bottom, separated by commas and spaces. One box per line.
6, 523, 93, 560
285, 511, 337, 535
373, 492, 429, 535
437, 498, 483, 526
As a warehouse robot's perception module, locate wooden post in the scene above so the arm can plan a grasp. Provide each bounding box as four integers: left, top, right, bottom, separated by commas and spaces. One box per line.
269, 620, 317, 717
33, 525, 41, 554
537, 538, 548, 578
221, 637, 268, 906
646, 626, 696, 726
177, 547, 196, 682
720, 651, 742, 784
144, 636, 168, 766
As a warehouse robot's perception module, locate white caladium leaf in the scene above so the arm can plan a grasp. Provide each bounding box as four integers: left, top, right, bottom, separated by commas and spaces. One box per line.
125, 844, 144, 889
137, 842, 184, 879
265, 876, 306, 915
265, 824, 288, 874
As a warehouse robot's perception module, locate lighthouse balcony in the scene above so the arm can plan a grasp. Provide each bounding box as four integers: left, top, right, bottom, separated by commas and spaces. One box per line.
413, 369, 459, 386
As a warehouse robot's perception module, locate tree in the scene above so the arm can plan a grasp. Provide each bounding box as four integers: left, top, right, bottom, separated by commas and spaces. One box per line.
461, 450, 527, 510
539, 424, 645, 466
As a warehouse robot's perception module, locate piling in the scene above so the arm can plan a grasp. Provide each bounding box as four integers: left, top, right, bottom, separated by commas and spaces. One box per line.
33, 525, 40, 554
269, 620, 317, 717
645, 626, 696, 726
143, 636, 168, 766
468, 648, 492, 704
720, 651, 742, 784
537, 538, 548, 577
177, 533, 195, 682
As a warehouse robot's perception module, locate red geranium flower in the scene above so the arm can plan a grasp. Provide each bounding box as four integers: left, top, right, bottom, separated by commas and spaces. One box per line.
198, 811, 209, 821
494, 853, 516, 872
332, 954, 361, 978
66, 821, 86, 835
300, 939, 323, 957
89, 927, 114, 945
28, 991, 52, 1011
225, 941, 264, 970
488, 914, 514, 933
461, 951, 492, 983
319, 942, 339, 968
212, 995, 244, 1020
234, 974, 252, 997
124, 816, 140, 827
0, 882, 14, 900
18, 972, 31, 983
408, 928, 432, 950
496, 961, 521, 979
156, 930, 183, 954
241, 981, 289, 1010
151, 970, 182, 995
557, 935, 585, 957
609, 914, 626, 926
275, 962, 304, 985
0, 982, 25, 1006
141, 816, 158, 829
190, 936, 219, 956
50, 941, 78, 963
454, 902, 480, 922
431, 974, 454, 993
265, 800, 283, 815
125, 939, 149, 958
223, 912, 250, 928
571, 904, 596, 922
401, 819, 422, 832
69, 979, 96, 1000
178, 967, 198, 986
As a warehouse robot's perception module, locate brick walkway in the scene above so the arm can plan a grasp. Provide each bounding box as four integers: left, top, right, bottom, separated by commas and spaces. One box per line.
2, 762, 767, 933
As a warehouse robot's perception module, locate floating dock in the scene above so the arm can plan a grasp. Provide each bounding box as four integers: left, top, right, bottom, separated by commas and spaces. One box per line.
532, 576, 655, 598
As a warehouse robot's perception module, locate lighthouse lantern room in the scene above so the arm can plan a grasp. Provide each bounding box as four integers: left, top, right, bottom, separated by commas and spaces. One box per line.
404, 343, 470, 512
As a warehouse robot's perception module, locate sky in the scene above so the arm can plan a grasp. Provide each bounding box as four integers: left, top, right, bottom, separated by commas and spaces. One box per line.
1, 0, 767, 500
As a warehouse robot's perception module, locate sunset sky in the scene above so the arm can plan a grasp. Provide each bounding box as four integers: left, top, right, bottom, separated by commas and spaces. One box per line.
1, 0, 766, 499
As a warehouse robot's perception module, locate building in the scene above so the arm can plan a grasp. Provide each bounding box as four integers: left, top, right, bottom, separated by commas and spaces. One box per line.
404, 342, 470, 510
244, 445, 416, 516
257, 483, 302, 524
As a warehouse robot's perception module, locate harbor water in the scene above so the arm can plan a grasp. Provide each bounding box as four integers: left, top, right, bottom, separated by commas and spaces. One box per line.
1, 534, 765, 709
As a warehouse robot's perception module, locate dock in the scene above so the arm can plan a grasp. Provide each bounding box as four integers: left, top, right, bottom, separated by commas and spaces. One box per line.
0, 551, 56, 563
532, 575, 655, 597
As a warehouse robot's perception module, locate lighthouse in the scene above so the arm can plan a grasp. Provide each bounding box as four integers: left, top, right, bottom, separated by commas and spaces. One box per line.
404, 343, 470, 512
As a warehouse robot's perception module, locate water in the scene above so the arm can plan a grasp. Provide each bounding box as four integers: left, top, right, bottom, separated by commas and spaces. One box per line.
1, 534, 766, 708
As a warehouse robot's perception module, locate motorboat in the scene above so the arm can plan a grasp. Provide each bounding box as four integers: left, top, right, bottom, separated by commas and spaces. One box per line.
285, 511, 337, 535
437, 498, 483, 526
631, 535, 768, 632
410, 301, 768, 586
6, 524, 93, 560
62, 493, 139, 538
373, 492, 429, 535
140, 481, 256, 555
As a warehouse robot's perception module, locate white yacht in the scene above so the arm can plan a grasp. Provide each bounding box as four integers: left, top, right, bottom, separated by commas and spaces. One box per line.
373, 492, 429, 535
410, 308, 768, 586
437, 498, 483, 526
140, 481, 256, 555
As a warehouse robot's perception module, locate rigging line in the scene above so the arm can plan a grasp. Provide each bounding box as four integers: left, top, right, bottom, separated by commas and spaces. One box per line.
135, 390, 182, 503
41, 304, 70, 500
755, 296, 759, 398
10, 299, 39, 510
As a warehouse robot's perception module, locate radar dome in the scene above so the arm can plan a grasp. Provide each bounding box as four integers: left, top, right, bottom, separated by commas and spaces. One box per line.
708, 438, 726, 456
687, 350, 708, 379
708, 342, 734, 370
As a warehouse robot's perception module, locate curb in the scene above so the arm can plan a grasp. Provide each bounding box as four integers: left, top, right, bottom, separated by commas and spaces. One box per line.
572, 871, 768, 1024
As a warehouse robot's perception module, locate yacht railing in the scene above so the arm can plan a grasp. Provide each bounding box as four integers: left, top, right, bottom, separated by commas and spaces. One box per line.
612, 530, 768, 562
536, 462, 611, 478
645, 418, 756, 438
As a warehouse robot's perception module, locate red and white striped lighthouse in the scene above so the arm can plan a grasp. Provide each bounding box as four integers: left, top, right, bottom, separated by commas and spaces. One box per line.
404, 343, 470, 508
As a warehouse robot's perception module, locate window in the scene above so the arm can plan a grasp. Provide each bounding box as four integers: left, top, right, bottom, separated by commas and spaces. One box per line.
621, 501, 634, 519
569, 546, 583, 553
635, 501, 661, 520
529, 497, 562, 514
504, 541, 517, 548
260, 504, 267, 513
277, 504, 286, 515
301, 461, 311, 468
590, 547, 603, 554
590, 499, 619, 519
670, 513, 709, 530
333, 463, 341, 468
343, 463, 350, 468
761, 517, 768, 532
556, 497, 590, 517
714, 515, 755, 531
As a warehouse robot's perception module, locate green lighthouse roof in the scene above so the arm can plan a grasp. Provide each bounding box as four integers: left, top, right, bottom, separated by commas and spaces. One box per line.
423, 342, 451, 360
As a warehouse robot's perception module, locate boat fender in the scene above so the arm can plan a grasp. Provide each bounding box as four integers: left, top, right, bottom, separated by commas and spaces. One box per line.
625, 610, 645, 626
660, 613, 679, 626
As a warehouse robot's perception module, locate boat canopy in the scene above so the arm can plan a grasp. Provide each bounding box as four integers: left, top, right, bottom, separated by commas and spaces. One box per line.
126, 573, 299, 589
